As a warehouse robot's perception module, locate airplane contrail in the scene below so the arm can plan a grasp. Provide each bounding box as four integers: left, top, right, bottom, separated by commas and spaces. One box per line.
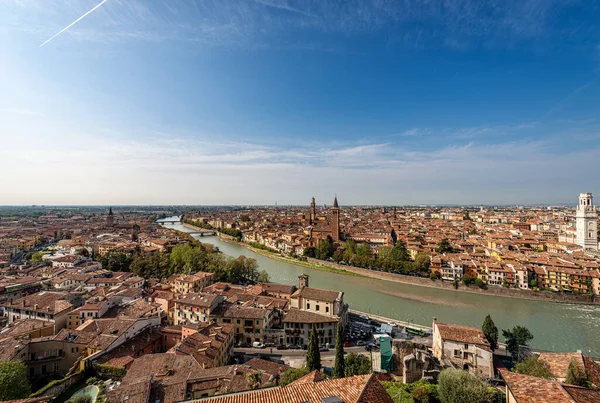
39, 0, 109, 48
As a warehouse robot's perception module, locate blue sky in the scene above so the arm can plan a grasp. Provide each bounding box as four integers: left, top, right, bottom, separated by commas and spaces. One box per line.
1, 0, 600, 205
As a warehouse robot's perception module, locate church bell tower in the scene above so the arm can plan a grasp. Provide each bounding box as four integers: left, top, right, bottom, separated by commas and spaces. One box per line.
576, 193, 598, 250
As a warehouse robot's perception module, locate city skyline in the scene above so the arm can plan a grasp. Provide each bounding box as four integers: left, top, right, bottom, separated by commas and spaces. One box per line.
1, 1, 600, 205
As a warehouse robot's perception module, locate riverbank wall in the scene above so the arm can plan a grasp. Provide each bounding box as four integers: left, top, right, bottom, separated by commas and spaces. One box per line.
171, 224, 599, 306
217, 232, 237, 241
304, 257, 598, 305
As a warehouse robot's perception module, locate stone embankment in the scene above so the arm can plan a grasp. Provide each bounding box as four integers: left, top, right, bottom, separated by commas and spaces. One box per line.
304, 257, 598, 305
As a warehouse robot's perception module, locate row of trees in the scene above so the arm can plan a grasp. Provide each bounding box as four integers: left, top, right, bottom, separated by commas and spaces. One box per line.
482, 314, 534, 360
304, 239, 431, 277
280, 323, 372, 386
98, 242, 269, 284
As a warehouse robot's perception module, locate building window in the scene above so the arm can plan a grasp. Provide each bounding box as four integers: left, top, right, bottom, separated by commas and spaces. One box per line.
464, 344, 469, 349
326, 306, 329, 313
316, 305, 320, 311
307, 303, 310, 309
454, 350, 461, 358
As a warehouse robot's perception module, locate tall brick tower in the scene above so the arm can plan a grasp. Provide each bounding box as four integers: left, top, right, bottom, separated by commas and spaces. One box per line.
331, 196, 340, 242
107, 207, 114, 227
310, 197, 316, 224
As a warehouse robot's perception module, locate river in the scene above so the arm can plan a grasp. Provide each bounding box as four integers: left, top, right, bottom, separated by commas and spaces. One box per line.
165, 222, 600, 357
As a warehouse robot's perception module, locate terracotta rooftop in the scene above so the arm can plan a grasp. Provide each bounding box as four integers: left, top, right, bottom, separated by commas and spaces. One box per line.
292, 287, 342, 303
7, 291, 72, 315
538, 352, 600, 386
180, 373, 393, 403
435, 322, 490, 348
501, 369, 574, 403
562, 385, 600, 403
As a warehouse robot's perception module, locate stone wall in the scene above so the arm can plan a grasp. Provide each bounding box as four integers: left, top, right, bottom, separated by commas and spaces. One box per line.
305, 258, 598, 305
31, 372, 84, 399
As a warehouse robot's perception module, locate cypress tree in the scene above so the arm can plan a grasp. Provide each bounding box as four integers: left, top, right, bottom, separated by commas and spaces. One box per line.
333, 323, 345, 378
482, 314, 498, 351
306, 324, 322, 371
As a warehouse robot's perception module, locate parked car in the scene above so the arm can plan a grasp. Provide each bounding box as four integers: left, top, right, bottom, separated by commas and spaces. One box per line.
356, 340, 367, 346
276, 344, 288, 350
252, 342, 265, 349
319, 346, 329, 352
239, 343, 251, 348
264, 342, 275, 347
287, 344, 300, 350
364, 344, 373, 352
343, 341, 353, 347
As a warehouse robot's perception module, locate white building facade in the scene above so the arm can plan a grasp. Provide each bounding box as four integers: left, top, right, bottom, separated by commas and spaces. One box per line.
576, 193, 598, 250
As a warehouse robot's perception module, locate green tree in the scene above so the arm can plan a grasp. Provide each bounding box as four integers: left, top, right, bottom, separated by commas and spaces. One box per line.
0, 361, 31, 401
513, 357, 553, 379
345, 353, 371, 376
436, 239, 455, 254
389, 240, 410, 261
256, 270, 270, 283
98, 251, 134, 272
333, 324, 345, 378
344, 239, 357, 254
355, 243, 371, 257
413, 252, 431, 274
246, 372, 262, 389
303, 246, 317, 258
30, 251, 45, 262
565, 359, 592, 387
316, 239, 333, 260
482, 315, 498, 351
437, 369, 496, 403
279, 367, 310, 386
502, 326, 533, 361
306, 324, 321, 371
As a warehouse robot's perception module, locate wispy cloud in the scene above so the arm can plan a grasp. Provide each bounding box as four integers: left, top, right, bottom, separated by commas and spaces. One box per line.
542, 80, 596, 119
0, 108, 45, 116
252, 0, 314, 17
39, 0, 109, 47
1, 123, 597, 204
2, 0, 592, 51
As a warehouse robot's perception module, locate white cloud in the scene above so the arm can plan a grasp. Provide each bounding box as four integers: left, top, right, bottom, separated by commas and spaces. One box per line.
0, 113, 597, 205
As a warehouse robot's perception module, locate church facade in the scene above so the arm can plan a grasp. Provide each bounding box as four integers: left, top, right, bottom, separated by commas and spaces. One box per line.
306, 197, 341, 246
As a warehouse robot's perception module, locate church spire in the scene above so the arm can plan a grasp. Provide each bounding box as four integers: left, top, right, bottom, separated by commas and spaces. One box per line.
333, 196, 339, 208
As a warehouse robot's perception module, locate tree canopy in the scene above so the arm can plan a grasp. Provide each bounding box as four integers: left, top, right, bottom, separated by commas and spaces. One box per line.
502, 326, 534, 361
333, 324, 345, 378
0, 361, 31, 401
344, 353, 371, 377
99, 240, 268, 284
306, 324, 321, 371
513, 357, 553, 379
436, 239, 456, 253
437, 369, 497, 403
565, 359, 592, 387
279, 367, 310, 386
482, 315, 498, 351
